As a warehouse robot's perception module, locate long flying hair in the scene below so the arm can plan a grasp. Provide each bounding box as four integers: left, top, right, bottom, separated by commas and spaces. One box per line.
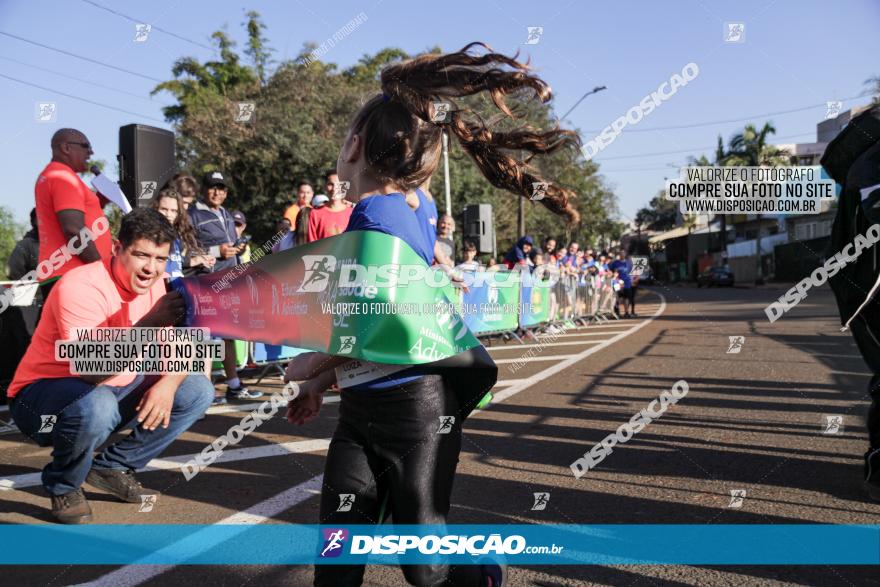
351, 42, 581, 222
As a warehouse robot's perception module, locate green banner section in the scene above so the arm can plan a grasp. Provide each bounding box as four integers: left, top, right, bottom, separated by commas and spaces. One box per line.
175, 231, 480, 365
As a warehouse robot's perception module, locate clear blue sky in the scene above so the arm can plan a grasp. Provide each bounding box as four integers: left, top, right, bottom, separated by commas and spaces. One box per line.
1, 0, 877, 228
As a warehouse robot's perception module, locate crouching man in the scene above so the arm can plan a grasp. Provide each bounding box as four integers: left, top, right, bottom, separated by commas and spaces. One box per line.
6, 208, 213, 523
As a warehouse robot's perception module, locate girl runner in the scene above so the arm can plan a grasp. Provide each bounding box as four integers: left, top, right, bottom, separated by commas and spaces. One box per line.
284, 42, 579, 586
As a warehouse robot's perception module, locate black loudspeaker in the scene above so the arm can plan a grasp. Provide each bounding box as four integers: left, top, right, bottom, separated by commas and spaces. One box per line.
118, 124, 176, 207
462, 204, 495, 257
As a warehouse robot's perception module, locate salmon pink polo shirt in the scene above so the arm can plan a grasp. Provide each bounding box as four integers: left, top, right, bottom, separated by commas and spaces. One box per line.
7, 259, 166, 398
35, 161, 112, 282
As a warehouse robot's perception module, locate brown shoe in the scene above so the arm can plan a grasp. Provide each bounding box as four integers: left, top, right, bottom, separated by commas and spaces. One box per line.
86, 468, 158, 503
50, 489, 93, 524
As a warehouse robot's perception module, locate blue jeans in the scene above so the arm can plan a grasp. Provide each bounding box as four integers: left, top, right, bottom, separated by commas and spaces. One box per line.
10, 374, 213, 495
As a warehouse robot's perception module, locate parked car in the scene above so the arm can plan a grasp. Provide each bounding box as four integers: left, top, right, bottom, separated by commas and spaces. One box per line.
697, 266, 735, 287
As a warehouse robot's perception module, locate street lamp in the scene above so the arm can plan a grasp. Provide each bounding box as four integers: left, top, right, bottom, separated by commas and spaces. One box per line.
558, 86, 607, 122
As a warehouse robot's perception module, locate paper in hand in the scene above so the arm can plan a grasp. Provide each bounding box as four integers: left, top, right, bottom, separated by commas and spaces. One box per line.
91, 173, 133, 214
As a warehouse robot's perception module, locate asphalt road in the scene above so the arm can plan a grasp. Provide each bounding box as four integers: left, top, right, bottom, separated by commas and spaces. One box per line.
1, 283, 878, 586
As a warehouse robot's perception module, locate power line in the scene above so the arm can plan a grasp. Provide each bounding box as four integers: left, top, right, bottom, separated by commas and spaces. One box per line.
0, 73, 166, 123
580, 95, 866, 134
80, 0, 215, 52
0, 55, 171, 105
0, 30, 163, 83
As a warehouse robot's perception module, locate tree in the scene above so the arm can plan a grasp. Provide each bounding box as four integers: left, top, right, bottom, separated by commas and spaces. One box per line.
723, 122, 791, 283
635, 190, 678, 232
0, 206, 25, 278
152, 18, 622, 253
244, 10, 273, 86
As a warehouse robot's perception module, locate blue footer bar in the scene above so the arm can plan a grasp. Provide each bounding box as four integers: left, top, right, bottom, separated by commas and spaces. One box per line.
0, 525, 877, 565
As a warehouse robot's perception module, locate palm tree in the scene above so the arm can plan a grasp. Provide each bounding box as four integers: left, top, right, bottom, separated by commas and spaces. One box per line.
723, 123, 791, 284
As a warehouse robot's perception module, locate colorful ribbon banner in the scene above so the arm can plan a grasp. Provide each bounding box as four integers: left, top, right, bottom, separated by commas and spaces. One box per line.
174, 231, 480, 365
173, 231, 497, 415
0, 525, 877, 565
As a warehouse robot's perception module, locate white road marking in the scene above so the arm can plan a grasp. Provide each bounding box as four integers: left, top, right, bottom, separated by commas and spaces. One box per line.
70, 475, 324, 587
488, 294, 666, 404
0, 438, 330, 491
493, 355, 578, 364
487, 340, 603, 351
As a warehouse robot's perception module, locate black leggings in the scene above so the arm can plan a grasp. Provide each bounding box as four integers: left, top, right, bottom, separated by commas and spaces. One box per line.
314, 375, 483, 586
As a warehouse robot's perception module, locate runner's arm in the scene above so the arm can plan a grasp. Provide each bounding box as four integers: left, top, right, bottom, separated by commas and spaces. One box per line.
284, 352, 349, 380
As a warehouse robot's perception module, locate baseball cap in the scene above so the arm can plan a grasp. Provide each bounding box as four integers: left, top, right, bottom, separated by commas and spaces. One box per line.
203, 171, 227, 188
232, 210, 246, 225
312, 194, 330, 208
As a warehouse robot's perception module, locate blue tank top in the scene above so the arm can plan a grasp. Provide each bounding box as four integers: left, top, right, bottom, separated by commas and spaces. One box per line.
413, 189, 438, 264
344, 192, 432, 390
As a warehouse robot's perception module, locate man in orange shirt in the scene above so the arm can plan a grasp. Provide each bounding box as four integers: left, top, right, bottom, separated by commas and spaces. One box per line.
34, 129, 112, 303
282, 181, 314, 229
7, 208, 213, 524
307, 171, 353, 241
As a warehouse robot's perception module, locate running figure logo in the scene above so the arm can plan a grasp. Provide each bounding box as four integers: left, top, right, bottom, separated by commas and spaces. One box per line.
338, 336, 356, 354
298, 255, 337, 292
431, 102, 451, 123
724, 22, 745, 43
320, 528, 348, 558
436, 416, 456, 434
727, 489, 746, 508
826, 101, 843, 119
823, 415, 844, 435
138, 494, 157, 512
235, 102, 256, 122
524, 26, 544, 45
336, 494, 355, 512
134, 23, 151, 42
531, 492, 549, 511
139, 181, 157, 200
726, 336, 745, 354
631, 257, 648, 276
531, 181, 548, 201
36, 102, 57, 122
38, 415, 56, 433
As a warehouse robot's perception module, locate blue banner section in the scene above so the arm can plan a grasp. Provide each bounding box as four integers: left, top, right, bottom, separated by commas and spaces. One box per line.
0, 525, 877, 565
